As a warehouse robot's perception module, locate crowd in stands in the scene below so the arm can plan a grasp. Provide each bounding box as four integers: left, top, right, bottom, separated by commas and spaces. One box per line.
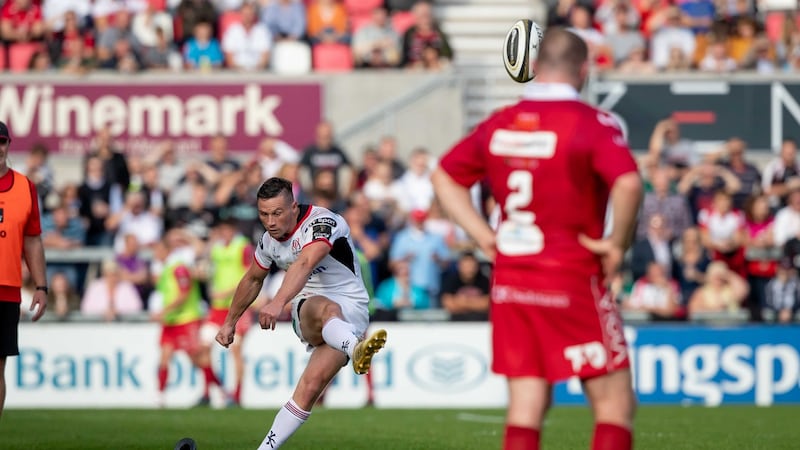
14, 114, 800, 325
0, 0, 453, 73
550, 0, 800, 73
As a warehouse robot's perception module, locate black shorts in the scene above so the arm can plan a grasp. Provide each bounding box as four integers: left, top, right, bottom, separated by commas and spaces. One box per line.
0, 301, 21, 357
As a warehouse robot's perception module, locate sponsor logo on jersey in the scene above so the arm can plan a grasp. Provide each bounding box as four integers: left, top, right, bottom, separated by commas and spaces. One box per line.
308, 217, 337, 228
489, 129, 557, 158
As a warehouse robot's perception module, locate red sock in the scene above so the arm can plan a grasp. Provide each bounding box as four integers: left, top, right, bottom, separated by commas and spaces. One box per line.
233, 383, 242, 404
592, 423, 632, 450
202, 367, 220, 397
157, 367, 168, 392
503, 425, 540, 450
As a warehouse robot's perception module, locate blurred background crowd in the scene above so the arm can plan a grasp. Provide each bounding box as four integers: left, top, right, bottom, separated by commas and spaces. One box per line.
3, 0, 800, 326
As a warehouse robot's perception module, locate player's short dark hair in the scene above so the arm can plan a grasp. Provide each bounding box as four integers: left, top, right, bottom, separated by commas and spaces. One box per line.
257, 177, 294, 201
537, 27, 588, 75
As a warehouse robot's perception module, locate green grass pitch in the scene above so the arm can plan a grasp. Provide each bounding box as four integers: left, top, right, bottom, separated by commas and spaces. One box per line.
2, 406, 799, 449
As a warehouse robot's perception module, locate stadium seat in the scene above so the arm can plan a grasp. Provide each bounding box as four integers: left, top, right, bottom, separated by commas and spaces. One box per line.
344, 0, 383, 15
0, 46, 5, 71
271, 41, 312, 75
391, 11, 416, 34
349, 12, 373, 34
312, 43, 354, 72
9, 42, 42, 72
218, 11, 242, 40
765, 12, 785, 42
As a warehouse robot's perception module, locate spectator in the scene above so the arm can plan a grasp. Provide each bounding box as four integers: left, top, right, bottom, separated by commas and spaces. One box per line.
698, 190, 747, 276
107, 191, 164, 254
205, 134, 240, 178
631, 213, 675, 282
688, 261, 749, 316
80, 259, 143, 320
20, 143, 54, 210
547, 0, 581, 27
762, 139, 800, 209
255, 137, 300, 180
741, 35, 777, 74
727, 16, 757, 64
568, 4, 613, 68
299, 120, 354, 197
377, 135, 406, 180
637, 166, 693, 241
141, 26, 181, 70
58, 32, 96, 74
374, 259, 430, 319
679, 0, 715, 35
677, 161, 741, 222
440, 251, 490, 321
673, 226, 711, 304
309, 168, 347, 214
131, 2, 173, 49
605, 4, 647, 66
28, 48, 55, 72
0, 0, 45, 44
170, 183, 217, 240
721, 138, 762, 210
175, 0, 217, 46
743, 194, 777, 320
625, 261, 682, 319
649, 6, 695, 70
222, 2, 272, 71
356, 147, 379, 189
96, 9, 140, 66
41, 0, 91, 34
389, 208, 451, 300
647, 118, 697, 170
306, 0, 350, 45
116, 233, 151, 302
154, 140, 185, 196
596, 0, 640, 35
167, 161, 219, 210
51, 9, 96, 71
99, 36, 143, 72
183, 20, 224, 70
342, 191, 390, 287
261, 0, 306, 42
139, 163, 166, 217
774, 188, 800, 249
401, 0, 452, 67
41, 204, 86, 290
352, 4, 401, 68
698, 38, 737, 73
78, 155, 123, 246
764, 258, 798, 323
425, 198, 471, 252
394, 147, 434, 213
663, 45, 692, 71
47, 272, 81, 320
89, 125, 130, 191
616, 44, 657, 73
409, 43, 449, 71
362, 161, 402, 219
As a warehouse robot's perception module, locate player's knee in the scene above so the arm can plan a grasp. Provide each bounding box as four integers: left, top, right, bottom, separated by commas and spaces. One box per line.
319, 300, 344, 322
593, 388, 636, 425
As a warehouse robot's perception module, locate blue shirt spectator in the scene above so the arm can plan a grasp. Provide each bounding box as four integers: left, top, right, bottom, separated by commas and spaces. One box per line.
183, 21, 223, 69
680, 0, 715, 34
389, 210, 451, 300
261, 0, 306, 41
375, 260, 430, 310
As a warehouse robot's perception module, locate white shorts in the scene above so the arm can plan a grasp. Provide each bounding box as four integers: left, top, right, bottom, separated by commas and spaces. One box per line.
290, 292, 370, 352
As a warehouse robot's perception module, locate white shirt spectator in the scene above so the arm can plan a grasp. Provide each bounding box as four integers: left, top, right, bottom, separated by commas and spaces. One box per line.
650, 27, 696, 69
212, 0, 244, 13
394, 170, 434, 212
131, 9, 174, 47
222, 22, 273, 70
773, 205, 800, 247
698, 209, 745, 244
113, 211, 164, 254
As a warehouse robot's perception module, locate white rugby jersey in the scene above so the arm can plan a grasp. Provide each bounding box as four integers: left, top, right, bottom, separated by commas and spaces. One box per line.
253, 205, 369, 304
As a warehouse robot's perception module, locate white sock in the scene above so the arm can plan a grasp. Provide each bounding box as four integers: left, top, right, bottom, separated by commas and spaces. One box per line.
257, 399, 310, 450
321, 317, 358, 359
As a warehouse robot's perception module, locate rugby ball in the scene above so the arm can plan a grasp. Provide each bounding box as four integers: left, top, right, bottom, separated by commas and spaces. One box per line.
503, 19, 544, 83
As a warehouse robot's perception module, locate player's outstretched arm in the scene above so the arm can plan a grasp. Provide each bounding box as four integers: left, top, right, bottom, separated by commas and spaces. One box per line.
431, 168, 496, 260
224, 262, 269, 329
259, 241, 332, 330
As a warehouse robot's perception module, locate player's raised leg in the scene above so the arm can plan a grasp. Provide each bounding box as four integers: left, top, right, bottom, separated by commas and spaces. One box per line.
257, 345, 346, 450
504, 377, 550, 450
582, 369, 636, 450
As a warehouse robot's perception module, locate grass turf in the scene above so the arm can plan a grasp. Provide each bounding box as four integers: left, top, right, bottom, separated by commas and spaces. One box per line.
2, 406, 799, 449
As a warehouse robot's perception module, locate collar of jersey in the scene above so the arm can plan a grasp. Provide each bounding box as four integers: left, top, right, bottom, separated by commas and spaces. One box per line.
277, 204, 312, 242
522, 82, 580, 101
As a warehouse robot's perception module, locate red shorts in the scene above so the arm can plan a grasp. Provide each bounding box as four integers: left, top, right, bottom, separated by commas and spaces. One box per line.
160, 320, 202, 354
206, 307, 252, 336
490, 274, 630, 383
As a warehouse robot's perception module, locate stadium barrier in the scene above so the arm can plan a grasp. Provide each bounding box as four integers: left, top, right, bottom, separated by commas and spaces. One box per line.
7, 322, 800, 409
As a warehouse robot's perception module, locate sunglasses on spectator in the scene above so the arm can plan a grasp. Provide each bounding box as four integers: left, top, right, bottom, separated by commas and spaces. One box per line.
0, 137, 9, 146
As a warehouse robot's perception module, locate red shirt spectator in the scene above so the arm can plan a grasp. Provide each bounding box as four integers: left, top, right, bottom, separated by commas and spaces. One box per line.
0, 0, 45, 42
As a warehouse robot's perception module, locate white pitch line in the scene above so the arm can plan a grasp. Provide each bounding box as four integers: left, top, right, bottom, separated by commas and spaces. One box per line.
456, 413, 506, 424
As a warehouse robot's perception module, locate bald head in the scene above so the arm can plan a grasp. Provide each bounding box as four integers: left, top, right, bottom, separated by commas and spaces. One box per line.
535, 27, 589, 86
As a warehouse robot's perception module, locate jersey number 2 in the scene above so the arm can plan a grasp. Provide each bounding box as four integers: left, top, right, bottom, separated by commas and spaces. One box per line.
497, 170, 544, 256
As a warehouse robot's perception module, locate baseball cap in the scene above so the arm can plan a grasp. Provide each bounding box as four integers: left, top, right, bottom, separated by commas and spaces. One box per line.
0, 121, 10, 141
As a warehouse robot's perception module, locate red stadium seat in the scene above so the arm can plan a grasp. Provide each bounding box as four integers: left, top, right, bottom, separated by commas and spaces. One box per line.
350, 12, 373, 34
344, 0, 383, 15
312, 43, 354, 72
0, 46, 5, 71
391, 11, 415, 34
218, 11, 242, 40
765, 12, 785, 42
9, 43, 42, 72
